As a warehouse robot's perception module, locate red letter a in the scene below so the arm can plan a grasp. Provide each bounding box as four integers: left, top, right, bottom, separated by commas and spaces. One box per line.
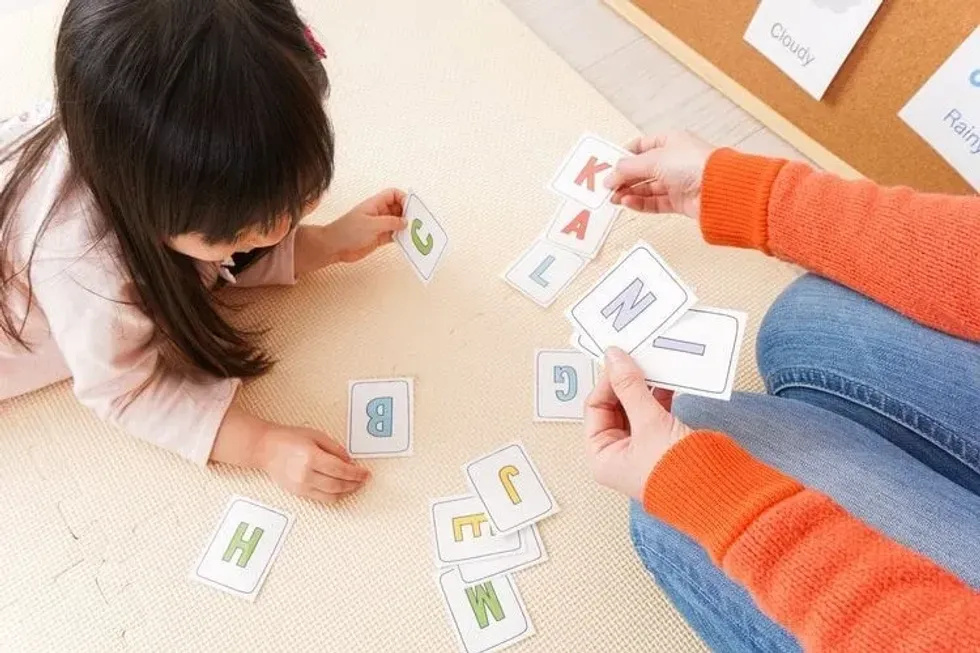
560, 209, 591, 241
574, 156, 611, 192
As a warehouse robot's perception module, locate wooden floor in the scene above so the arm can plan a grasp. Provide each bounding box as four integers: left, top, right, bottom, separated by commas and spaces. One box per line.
501, 0, 810, 162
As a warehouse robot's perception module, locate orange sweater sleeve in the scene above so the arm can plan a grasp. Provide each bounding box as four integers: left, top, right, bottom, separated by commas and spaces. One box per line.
699, 149, 980, 342
644, 432, 980, 652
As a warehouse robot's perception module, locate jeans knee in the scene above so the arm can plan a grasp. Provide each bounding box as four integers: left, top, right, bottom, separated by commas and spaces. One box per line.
756, 275, 852, 388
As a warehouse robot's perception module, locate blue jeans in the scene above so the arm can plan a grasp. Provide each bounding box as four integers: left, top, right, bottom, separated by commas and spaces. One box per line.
631, 275, 980, 652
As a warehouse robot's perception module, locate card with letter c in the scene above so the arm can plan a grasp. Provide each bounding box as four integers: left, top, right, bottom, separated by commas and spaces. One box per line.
463, 442, 558, 534
395, 192, 449, 284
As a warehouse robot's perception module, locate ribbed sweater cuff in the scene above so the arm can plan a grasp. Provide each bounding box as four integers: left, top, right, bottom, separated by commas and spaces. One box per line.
643, 432, 804, 563
700, 149, 786, 254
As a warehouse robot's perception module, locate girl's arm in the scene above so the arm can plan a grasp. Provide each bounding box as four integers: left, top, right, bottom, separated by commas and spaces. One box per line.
644, 431, 980, 652
700, 149, 980, 342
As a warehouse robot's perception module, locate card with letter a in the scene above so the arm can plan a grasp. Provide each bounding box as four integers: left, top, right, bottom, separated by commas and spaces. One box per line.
567, 241, 696, 355
548, 133, 629, 209
899, 27, 980, 192
744, 0, 883, 100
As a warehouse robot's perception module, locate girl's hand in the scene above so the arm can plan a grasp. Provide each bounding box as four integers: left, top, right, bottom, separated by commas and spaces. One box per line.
255, 425, 371, 503
603, 131, 714, 222
584, 347, 691, 501
325, 188, 408, 263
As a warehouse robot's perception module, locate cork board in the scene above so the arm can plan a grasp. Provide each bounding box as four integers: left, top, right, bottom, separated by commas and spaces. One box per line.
608, 0, 980, 194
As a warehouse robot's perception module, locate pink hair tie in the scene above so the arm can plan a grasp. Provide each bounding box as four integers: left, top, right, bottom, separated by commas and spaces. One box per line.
304, 26, 327, 60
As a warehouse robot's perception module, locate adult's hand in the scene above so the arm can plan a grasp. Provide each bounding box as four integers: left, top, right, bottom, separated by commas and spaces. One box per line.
603, 131, 714, 221
584, 347, 692, 501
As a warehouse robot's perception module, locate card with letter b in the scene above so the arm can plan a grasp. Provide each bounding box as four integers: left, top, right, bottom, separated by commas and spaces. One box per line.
190, 496, 294, 601
347, 378, 414, 458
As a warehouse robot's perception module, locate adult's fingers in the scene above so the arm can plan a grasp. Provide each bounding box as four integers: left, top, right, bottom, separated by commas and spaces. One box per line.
584, 371, 626, 442
604, 150, 663, 191
620, 195, 674, 214
629, 132, 672, 155
603, 347, 666, 432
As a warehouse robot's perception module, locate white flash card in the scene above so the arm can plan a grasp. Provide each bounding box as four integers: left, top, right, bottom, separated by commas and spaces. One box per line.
534, 349, 596, 422
437, 568, 535, 653
347, 378, 413, 458
549, 133, 629, 209
190, 496, 294, 602
544, 199, 620, 259
458, 524, 548, 584
430, 495, 524, 568
395, 193, 449, 284
569, 331, 602, 360
464, 442, 558, 534
503, 240, 586, 308
567, 241, 696, 354
633, 307, 747, 400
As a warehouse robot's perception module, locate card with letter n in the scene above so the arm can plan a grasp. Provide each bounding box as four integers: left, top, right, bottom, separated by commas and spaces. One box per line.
347, 378, 414, 458
395, 193, 449, 284
190, 496, 294, 601
548, 133, 629, 209
437, 568, 534, 653
464, 442, 558, 534
567, 241, 697, 354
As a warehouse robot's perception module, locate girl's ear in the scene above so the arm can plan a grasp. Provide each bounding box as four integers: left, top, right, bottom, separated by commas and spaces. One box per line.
304, 26, 327, 60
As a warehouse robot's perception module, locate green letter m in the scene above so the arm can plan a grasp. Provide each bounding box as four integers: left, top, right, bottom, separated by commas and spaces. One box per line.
465, 581, 505, 629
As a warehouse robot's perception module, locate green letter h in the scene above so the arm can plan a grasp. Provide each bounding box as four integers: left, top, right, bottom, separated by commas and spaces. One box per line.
222, 522, 264, 568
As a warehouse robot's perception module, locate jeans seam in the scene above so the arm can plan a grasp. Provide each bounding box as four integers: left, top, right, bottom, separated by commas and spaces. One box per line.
765, 366, 979, 473
630, 525, 785, 648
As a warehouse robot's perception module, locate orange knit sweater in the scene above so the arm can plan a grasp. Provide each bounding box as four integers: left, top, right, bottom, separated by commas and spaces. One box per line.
643, 149, 980, 652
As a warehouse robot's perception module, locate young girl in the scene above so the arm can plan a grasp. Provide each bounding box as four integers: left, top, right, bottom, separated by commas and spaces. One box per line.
0, 0, 404, 503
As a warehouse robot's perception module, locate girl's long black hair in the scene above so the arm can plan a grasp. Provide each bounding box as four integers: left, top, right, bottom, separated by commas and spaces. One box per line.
0, 0, 334, 378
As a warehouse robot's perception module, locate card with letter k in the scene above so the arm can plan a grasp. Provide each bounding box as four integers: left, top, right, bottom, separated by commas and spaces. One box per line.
549, 133, 630, 209
567, 241, 697, 354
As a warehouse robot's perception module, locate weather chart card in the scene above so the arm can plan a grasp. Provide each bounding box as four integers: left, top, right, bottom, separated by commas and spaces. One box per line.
744, 0, 883, 100
900, 27, 980, 192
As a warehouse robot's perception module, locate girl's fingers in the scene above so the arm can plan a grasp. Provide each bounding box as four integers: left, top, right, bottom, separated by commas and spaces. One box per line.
309, 472, 364, 496
311, 448, 370, 482
303, 487, 343, 504
311, 432, 352, 461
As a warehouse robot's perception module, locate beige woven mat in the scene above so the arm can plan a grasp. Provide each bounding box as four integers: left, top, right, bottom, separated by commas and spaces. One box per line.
0, 0, 799, 650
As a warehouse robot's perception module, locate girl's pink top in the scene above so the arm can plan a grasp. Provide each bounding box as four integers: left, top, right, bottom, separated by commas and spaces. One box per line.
0, 103, 298, 464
